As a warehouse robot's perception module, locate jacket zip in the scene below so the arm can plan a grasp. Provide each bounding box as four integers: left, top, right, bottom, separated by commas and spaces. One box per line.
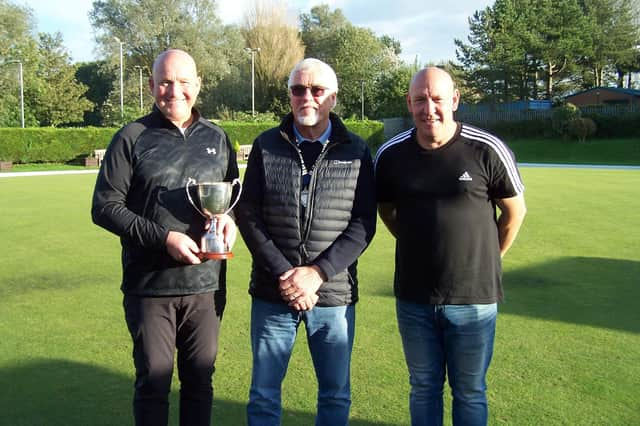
301, 142, 335, 261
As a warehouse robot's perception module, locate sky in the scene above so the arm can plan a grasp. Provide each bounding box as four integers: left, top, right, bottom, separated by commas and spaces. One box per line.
17, 0, 494, 65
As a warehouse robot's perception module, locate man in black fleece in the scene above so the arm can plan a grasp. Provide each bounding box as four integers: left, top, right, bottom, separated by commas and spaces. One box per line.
91, 49, 238, 426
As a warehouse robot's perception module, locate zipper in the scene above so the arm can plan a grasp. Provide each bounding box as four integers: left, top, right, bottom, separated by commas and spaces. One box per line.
301, 142, 334, 245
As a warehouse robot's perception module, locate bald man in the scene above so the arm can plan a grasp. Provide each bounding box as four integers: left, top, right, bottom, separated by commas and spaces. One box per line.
375, 67, 526, 425
92, 49, 239, 426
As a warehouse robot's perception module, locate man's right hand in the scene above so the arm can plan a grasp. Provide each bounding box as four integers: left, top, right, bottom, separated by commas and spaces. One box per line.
166, 231, 202, 264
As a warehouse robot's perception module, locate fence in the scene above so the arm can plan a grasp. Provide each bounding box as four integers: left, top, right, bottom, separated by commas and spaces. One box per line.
382, 104, 640, 140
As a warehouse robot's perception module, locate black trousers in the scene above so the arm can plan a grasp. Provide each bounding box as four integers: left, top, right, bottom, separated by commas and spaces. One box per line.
123, 291, 223, 426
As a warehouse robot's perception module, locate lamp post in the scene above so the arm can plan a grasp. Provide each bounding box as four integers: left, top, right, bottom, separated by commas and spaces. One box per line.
245, 47, 260, 117
114, 36, 124, 123
6, 60, 25, 128
360, 80, 365, 120
134, 65, 143, 113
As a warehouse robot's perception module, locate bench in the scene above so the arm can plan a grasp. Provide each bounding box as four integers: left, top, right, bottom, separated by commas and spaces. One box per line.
237, 145, 252, 162
93, 149, 107, 166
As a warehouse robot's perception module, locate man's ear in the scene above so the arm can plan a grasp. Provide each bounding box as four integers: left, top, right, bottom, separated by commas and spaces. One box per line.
452, 89, 460, 112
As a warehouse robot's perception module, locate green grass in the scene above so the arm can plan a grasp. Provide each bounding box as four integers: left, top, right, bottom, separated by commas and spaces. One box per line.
508, 138, 640, 165
7, 162, 97, 172
0, 168, 639, 425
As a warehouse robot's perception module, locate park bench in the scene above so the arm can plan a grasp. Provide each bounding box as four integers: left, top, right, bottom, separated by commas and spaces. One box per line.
237, 145, 252, 162
85, 149, 106, 167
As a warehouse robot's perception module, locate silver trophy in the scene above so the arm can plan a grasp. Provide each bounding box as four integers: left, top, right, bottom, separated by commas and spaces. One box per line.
186, 177, 242, 259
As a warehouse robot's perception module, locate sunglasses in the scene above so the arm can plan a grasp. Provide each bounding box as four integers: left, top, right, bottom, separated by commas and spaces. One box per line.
290, 85, 328, 97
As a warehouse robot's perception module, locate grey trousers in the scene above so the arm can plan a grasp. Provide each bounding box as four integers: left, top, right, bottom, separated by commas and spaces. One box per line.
123, 292, 223, 426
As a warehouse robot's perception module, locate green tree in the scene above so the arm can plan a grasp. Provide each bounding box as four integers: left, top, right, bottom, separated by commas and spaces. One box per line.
579, 0, 640, 87
32, 32, 93, 127
456, 0, 594, 101
300, 4, 403, 119
89, 0, 245, 119
75, 61, 116, 125
0, 0, 38, 127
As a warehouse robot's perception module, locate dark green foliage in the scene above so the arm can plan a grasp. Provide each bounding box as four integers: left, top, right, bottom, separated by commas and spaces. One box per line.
483, 118, 554, 140
551, 103, 582, 138
0, 127, 115, 163
567, 117, 597, 142
0, 121, 385, 163
583, 112, 640, 138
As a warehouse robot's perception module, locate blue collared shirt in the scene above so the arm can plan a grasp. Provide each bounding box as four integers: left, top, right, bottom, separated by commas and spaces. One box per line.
293, 122, 332, 145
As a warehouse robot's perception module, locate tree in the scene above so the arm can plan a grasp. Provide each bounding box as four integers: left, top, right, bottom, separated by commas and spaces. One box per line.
300, 5, 403, 119
579, 0, 640, 87
89, 0, 245, 118
76, 61, 116, 125
0, 0, 38, 126
32, 32, 93, 127
241, 0, 305, 115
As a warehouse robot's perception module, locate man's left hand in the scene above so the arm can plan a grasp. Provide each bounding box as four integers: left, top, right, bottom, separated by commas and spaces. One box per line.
278, 265, 326, 310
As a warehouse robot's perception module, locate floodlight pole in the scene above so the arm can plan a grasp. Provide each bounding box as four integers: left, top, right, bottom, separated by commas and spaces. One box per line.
6, 60, 25, 128
114, 37, 124, 123
245, 47, 261, 117
360, 80, 365, 120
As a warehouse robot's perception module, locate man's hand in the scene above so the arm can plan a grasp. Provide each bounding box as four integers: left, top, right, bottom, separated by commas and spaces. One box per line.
166, 231, 202, 264
211, 213, 237, 251
278, 265, 326, 311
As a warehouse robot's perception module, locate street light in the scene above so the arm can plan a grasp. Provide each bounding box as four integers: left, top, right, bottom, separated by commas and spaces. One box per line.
245, 47, 260, 117
5, 60, 25, 128
114, 36, 124, 123
360, 80, 365, 120
134, 65, 143, 113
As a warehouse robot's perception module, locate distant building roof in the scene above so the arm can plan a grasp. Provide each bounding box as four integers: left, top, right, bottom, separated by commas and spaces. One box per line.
566, 86, 640, 98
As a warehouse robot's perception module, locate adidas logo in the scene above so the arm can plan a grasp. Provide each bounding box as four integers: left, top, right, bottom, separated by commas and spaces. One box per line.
206, 147, 217, 155
458, 171, 472, 182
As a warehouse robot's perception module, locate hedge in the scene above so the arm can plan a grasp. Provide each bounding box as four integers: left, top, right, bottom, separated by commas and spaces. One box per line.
0, 120, 385, 164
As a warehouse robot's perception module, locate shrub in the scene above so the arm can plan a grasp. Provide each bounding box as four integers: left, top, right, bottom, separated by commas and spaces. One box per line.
0, 120, 385, 163
567, 117, 597, 142
551, 103, 581, 138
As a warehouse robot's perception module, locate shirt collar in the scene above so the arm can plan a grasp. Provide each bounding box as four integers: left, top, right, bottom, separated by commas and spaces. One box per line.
293, 121, 332, 145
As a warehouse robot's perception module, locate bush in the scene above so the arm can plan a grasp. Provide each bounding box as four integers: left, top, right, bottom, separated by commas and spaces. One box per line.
0, 120, 385, 163
583, 112, 640, 138
567, 117, 597, 142
485, 118, 554, 140
0, 128, 116, 163
551, 103, 581, 138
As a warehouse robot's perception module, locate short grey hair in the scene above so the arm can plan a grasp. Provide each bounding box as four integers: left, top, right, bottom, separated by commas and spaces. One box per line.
287, 58, 338, 93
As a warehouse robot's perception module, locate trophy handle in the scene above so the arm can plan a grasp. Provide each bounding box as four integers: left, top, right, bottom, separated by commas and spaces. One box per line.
185, 177, 208, 219
224, 178, 243, 215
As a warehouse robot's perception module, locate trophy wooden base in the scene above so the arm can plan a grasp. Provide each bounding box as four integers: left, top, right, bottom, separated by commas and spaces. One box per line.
200, 251, 234, 260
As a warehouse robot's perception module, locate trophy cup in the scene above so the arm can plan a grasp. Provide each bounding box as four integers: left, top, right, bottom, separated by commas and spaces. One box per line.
186, 177, 242, 260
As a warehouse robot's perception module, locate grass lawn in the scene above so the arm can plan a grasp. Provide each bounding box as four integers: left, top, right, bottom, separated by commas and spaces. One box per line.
508, 138, 640, 165
0, 167, 639, 425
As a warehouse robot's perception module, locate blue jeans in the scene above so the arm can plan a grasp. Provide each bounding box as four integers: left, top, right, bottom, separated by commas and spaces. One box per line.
396, 300, 497, 426
247, 298, 355, 426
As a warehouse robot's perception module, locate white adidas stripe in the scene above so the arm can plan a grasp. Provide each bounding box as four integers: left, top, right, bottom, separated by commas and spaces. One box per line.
374, 128, 414, 167
460, 125, 525, 194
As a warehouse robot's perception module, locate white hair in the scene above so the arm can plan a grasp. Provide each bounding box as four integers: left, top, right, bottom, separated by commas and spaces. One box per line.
287, 58, 338, 93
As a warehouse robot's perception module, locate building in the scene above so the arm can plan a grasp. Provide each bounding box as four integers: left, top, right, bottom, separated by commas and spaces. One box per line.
565, 87, 640, 107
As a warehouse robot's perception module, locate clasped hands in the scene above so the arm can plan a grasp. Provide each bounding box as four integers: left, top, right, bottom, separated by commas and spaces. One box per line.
278, 265, 325, 311
166, 213, 236, 264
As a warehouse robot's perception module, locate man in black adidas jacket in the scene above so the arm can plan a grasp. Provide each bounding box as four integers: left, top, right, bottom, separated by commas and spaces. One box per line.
91, 49, 238, 426
236, 58, 377, 426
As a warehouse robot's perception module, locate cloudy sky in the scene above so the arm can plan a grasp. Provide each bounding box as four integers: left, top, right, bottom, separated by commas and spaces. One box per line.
17, 0, 493, 65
